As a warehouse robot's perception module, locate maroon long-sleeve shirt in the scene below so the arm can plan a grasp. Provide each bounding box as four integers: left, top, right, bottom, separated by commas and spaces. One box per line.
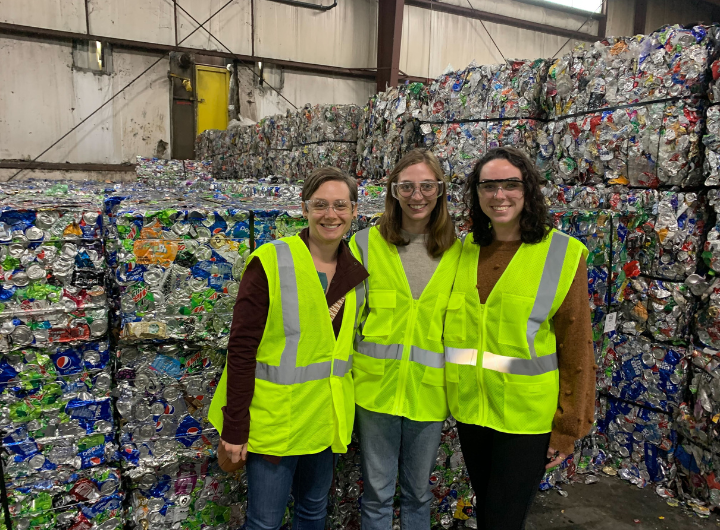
220, 228, 369, 450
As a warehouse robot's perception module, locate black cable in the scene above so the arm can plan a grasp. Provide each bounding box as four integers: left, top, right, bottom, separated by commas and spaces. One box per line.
550, 1, 605, 60
173, 2, 299, 112
7, 0, 238, 182
465, 0, 508, 64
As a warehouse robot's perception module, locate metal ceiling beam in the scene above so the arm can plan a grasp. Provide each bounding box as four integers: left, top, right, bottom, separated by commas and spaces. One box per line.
0, 161, 136, 172
0, 22, 378, 81
405, 0, 598, 42
376, 0, 405, 93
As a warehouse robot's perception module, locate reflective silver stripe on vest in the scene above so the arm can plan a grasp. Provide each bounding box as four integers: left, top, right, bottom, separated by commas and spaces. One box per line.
445, 347, 477, 366
526, 232, 569, 359
354, 228, 370, 268
482, 351, 557, 376
356, 341, 445, 369
255, 240, 360, 385
333, 357, 353, 377
445, 349, 557, 376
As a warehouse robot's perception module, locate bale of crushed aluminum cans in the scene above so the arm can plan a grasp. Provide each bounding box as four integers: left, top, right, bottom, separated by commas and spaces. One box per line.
595, 395, 677, 487
4, 466, 125, 530
544, 25, 719, 186
356, 83, 427, 180
125, 459, 246, 530
113, 201, 250, 343
297, 104, 362, 144
115, 342, 224, 469
611, 277, 693, 343
596, 334, 688, 412
418, 60, 546, 183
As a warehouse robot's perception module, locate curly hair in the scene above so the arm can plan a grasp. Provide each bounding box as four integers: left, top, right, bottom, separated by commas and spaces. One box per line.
464, 147, 551, 246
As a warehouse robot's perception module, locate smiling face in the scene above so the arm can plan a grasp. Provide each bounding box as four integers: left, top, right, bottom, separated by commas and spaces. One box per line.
303, 180, 355, 245
395, 162, 440, 232
478, 158, 525, 235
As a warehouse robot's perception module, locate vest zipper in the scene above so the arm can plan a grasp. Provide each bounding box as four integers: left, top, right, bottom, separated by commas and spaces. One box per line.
478, 303, 488, 425
393, 298, 417, 416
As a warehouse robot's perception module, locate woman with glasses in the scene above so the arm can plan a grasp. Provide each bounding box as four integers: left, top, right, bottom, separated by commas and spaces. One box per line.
445, 147, 595, 529
208, 168, 368, 530
349, 149, 461, 530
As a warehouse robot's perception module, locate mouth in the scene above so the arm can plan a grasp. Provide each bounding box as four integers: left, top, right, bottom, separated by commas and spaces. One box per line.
409, 204, 428, 211
320, 223, 342, 231
491, 206, 510, 212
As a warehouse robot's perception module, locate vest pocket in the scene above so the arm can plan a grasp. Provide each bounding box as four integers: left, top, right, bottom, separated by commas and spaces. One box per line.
362, 290, 396, 337
443, 292, 466, 341
421, 366, 445, 387
498, 293, 534, 349
352, 351, 386, 376
503, 381, 555, 433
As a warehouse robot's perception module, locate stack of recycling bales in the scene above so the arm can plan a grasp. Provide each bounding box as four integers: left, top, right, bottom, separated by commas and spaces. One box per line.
420, 60, 548, 185
195, 104, 362, 181
0, 187, 124, 530
356, 83, 427, 180
107, 181, 250, 529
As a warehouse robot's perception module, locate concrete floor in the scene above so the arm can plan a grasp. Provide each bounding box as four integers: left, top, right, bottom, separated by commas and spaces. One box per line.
526, 476, 719, 529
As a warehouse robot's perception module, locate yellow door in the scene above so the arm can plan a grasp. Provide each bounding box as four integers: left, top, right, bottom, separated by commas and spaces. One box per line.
196, 65, 230, 135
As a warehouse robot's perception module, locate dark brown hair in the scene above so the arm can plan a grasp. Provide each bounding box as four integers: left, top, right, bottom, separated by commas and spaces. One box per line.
301, 167, 358, 203
464, 146, 551, 246
378, 149, 456, 258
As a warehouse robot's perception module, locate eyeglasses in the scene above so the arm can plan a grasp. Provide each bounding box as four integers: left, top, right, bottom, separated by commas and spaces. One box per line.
391, 181, 443, 199
477, 179, 524, 198
304, 199, 356, 215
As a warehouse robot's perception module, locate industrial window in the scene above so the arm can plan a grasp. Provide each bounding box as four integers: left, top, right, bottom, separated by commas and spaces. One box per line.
72, 40, 113, 74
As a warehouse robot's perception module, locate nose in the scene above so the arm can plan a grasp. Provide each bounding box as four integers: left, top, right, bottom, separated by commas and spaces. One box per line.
410, 187, 424, 199
493, 186, 506, 199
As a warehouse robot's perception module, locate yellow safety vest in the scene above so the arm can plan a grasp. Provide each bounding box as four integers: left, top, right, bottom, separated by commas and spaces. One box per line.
350, 227, 461, 422
444, 229, 587, 434
207, 235, 365, 456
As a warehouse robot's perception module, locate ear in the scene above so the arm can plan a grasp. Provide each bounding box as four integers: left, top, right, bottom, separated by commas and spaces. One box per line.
302, 202, 308, 218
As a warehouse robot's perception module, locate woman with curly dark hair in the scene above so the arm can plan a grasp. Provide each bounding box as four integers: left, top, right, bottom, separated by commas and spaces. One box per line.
444, 147, 595, 529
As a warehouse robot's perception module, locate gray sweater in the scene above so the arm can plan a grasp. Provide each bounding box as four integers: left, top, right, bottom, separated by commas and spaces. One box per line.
396, 230, 441, 299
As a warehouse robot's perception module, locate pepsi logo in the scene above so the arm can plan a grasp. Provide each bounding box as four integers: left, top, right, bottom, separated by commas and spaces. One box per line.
163, 404, 175, 415
90, 457, 101, 465
156, 421, 164, 432
56, 356, 72, 369
185, 427, 200, 436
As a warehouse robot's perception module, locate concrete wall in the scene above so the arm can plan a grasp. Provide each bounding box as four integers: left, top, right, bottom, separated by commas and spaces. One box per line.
0, 36, 170, 164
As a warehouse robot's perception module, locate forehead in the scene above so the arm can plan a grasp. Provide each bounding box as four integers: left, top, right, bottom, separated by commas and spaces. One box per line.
398, 162, 439, 182
479, 159, 522, 181
308, 180, 351, 201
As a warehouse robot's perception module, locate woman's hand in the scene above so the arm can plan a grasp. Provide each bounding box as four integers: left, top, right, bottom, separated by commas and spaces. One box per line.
222, 439, 248, 463
545, 446, 566, 469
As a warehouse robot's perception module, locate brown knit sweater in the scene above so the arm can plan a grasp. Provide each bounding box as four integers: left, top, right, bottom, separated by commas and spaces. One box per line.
476, 238, 595, 455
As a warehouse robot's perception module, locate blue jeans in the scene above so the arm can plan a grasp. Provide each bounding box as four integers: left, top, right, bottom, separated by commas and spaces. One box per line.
355, 406, 443, 530
245, 448, 333, 530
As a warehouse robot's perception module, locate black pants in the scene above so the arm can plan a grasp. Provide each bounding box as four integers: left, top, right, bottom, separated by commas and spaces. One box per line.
456, 422, 551, 530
